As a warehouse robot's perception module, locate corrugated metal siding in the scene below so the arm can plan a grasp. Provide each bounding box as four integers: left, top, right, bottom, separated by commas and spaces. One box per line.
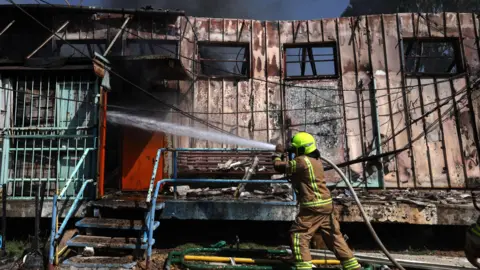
177, 12, 480, 189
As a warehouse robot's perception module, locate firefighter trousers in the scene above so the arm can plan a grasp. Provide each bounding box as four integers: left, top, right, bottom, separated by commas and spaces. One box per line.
290, 205, 361, 270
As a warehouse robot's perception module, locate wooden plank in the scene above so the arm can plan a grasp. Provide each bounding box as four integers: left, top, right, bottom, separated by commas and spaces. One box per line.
193, 80, 208, 148
251, 21, 267, 143
179, 17, 195, 75
209, 18, 223, 42
237, 20, 251, 43
338, 17, 363, 183
208, 79, 223, 148
292, 20, 308, 43
194, 18, 209, 41
223, 19, 238, 42
382, 14, 410, 187
436, 79, 464, 187
223, 80, 237, 147
427, 13, 445, 37
307, 20, 323, 43
460, 13, 480, 73
407, 79, 430, 187
265, 21, 282, 145
421, 79, 448, 187
323, 18, 337, 42
237, 80, 251, 140
445, 12, 459, 37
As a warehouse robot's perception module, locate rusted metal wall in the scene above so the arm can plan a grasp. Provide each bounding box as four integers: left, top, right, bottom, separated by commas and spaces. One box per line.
177, 13, 480, 189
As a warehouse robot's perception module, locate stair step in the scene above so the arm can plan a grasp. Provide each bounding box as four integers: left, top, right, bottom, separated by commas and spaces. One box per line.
61, 255, 136, 269
76, 218, 160, 231
67, 235, 153, 250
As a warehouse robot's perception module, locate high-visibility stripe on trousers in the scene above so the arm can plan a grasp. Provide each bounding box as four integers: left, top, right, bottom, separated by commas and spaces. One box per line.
341, 257, 361, 270
290, 206, 360, 270
295, 261, 313, 269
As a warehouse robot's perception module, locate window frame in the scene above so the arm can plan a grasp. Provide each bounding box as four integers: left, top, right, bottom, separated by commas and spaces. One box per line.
402, 37, 465, 77
283, 42, 339, 80
197, 41, 251, 79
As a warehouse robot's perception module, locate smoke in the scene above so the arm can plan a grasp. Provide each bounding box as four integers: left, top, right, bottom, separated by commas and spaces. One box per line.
101, 0, 287, 20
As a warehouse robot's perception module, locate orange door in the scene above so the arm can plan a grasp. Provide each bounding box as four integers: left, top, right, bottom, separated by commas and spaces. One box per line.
121, 127, 165, 191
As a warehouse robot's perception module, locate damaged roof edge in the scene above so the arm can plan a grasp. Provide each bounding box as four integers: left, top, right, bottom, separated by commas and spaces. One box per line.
0, 4, 185, 17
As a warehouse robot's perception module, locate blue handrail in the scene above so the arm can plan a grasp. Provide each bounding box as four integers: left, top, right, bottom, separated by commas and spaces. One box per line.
48, 194, 57, 269
48, 179, 93, 269
146, 178, 294, 266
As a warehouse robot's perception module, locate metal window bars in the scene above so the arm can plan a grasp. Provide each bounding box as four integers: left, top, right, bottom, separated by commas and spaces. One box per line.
0, 73, 99, 199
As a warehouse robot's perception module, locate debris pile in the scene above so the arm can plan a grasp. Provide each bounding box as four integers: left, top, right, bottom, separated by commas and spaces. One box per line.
165, 155, 294, 201
167, 182, 294, 201
331, 189, 474, 205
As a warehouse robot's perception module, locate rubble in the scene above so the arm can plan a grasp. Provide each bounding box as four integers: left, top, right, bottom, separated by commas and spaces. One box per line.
330, 189, 475, 206
168, 185, 190, 197
163, 182, 475, 207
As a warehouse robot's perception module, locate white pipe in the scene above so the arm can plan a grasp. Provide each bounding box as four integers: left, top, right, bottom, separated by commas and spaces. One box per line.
319, 155, 406, 270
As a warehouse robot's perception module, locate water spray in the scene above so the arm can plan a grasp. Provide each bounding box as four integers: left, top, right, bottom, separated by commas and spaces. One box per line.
107, 111, 275, 150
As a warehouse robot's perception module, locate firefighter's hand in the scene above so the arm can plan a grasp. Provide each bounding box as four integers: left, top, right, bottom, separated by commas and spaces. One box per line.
275, 144, 285, 153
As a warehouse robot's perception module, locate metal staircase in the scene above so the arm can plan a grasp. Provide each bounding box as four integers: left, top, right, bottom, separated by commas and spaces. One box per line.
59, 208, 161, 269
49, 181, 165, 269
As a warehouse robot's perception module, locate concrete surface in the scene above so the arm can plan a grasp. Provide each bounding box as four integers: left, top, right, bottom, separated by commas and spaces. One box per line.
5, 199, 87, 218
6, 198, 479, 225
160, 199, 479, 225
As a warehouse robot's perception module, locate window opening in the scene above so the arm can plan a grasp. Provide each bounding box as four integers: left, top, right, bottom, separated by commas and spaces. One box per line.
284, 43, 338, 79
403, 38, 464, 76
198, 43, 250, 78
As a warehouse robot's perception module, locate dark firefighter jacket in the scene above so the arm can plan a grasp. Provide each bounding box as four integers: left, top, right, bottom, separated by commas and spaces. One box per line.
273, 155, 332, 209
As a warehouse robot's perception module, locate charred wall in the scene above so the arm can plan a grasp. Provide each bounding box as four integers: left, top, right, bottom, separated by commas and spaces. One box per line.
4, 6, 479, 189
176, 13, 480, 188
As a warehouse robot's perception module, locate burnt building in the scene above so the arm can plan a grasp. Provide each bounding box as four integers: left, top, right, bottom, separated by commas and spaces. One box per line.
0, 4, 479, 228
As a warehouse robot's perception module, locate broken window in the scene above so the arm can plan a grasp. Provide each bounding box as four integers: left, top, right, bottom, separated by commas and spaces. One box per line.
198, 43, 250, 78
403, 38, 464, 76
284, 43, 338, 79
53, 39, 106, 58
124, 39, 178, 58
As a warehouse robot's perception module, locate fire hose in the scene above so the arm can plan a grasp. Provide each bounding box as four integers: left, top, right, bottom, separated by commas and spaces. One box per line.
319, 155, 406, 270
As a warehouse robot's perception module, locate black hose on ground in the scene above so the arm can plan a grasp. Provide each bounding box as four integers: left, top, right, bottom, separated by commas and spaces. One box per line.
320, 156, 406, 270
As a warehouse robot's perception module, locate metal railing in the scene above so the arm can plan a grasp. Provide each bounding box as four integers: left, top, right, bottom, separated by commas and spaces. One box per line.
145, 148, 297, 266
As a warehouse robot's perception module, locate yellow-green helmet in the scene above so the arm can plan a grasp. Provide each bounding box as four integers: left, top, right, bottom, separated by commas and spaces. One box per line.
290, 132, 317, 155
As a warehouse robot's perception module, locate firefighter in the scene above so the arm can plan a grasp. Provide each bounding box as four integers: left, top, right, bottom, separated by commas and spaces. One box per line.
465, 216, 480, 269
272, 132, 361, 270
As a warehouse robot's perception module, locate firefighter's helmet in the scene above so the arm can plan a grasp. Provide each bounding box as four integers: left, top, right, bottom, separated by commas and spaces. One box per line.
290, 132, 317, 155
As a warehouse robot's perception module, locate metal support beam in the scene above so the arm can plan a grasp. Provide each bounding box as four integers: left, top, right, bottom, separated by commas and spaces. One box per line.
371, 78, 384, 188
0, 80, 11, 186
0, 20, 15, 37
103, 16, 131, 57
27, 21, 70, 59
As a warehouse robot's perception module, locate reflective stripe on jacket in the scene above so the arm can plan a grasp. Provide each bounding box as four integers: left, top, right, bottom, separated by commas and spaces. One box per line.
273, 155, 332, 208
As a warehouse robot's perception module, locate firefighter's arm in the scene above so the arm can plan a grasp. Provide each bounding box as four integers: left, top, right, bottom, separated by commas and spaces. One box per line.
271, 144, 293, 174
273, 158, 297, 175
